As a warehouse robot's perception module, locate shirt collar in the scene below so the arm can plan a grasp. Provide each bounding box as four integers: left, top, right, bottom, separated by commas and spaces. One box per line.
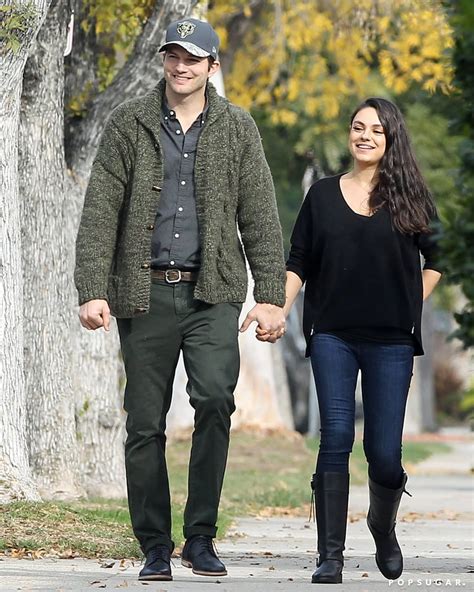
161, 95, 209, 128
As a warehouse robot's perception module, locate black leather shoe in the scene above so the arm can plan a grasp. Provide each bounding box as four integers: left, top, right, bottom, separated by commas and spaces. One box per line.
138, 545, 172, 581
181, 535, 227, 576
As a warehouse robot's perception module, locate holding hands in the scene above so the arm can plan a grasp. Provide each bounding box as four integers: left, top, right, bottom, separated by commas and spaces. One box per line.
239, 302, 287, 343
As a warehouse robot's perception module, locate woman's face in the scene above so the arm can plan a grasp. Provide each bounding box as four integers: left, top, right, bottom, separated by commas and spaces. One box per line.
348, 107, 386, 167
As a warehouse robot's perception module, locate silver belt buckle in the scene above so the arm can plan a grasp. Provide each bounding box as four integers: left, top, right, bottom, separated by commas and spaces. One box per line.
165, 269, 181, 284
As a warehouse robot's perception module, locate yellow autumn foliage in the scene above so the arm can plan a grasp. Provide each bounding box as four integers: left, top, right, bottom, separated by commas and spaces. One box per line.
81, 0, 155, 90
208, 0, 454, 126
79, 0, 453, 132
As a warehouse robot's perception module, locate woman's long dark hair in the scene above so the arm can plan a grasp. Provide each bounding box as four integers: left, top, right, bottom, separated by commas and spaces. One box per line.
350, 97, 436, 234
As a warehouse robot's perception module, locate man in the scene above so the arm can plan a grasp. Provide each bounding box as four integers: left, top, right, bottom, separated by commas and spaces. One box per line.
75, 17, 286, 582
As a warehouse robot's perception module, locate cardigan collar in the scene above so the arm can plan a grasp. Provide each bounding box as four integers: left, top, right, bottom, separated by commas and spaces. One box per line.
135, 78, 227, 141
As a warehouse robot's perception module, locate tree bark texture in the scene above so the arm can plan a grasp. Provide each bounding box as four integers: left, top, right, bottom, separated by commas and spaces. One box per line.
68, 0, 199, 498
73, 321, 126, 498
231, 283, 293, 431
0, 0, 52, 502
7, 0, 294, 500
218, 0, 266, 78
66, 0, 199, 176
20, 0, 83, 499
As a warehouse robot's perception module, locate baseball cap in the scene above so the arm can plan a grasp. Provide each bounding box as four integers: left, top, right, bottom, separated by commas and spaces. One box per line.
159, 18, 219, 61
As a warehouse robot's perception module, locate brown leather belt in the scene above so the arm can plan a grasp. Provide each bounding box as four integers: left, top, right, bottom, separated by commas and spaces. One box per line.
151, 269, 199, 284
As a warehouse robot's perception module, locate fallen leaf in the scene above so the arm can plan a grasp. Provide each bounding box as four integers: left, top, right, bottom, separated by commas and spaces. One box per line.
362, 572, 369, 577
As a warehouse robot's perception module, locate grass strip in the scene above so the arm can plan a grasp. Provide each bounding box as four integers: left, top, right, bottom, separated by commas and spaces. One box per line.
0, 431, 449, 559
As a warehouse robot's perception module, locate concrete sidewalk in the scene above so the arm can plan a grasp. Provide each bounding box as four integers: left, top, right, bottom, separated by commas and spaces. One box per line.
1, 438, 472, 591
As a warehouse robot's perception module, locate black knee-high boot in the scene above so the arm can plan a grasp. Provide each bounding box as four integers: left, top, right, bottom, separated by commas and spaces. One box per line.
367, 472, 409, 580
311, 472, 350, 584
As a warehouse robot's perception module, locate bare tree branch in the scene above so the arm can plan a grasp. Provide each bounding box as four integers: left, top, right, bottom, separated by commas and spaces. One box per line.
219, 0, 265, 78
66, 0, 198, 174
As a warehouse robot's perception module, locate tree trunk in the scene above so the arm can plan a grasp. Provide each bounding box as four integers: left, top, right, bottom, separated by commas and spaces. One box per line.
417, 298, 437, 431
73, 318, 126, 498
405, 298, 437, 434
19, 0, 83, 499
218, 0, 266, 78
66, 0, 199, 176
232, 282, 294, 431
72, 0, 199, 498
0, 0, 52, 503
67, 0, 198, 497
15, 0, 199, 500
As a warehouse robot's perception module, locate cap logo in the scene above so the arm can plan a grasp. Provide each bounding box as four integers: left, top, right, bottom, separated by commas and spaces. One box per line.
176, 21, 196, 39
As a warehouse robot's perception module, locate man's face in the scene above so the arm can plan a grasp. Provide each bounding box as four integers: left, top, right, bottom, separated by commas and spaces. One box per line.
163, 45, 219, 98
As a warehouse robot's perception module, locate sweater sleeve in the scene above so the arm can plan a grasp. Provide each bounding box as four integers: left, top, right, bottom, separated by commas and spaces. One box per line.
236, 114, 286, 306
74, 115, 133, 305
418, 212, 443, 274
286, 190, 313, 283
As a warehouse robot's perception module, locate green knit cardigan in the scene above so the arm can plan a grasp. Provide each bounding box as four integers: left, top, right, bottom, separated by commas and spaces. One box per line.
75, 79, 286, 317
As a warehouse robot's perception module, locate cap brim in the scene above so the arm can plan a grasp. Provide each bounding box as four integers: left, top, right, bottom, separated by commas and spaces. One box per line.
158, 41, 210, 58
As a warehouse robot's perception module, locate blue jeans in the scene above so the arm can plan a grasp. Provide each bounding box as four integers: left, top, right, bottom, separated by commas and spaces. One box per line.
310, 333, 414, 489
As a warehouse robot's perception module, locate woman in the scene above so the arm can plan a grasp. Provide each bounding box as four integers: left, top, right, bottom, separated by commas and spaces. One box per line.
264, 98, 442, 583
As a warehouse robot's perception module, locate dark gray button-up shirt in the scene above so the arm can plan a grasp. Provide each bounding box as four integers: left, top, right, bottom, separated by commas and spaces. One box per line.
151, 102, 207, 269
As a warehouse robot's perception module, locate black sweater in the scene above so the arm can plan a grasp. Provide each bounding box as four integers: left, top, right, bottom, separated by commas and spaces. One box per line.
286, 174, 442, 356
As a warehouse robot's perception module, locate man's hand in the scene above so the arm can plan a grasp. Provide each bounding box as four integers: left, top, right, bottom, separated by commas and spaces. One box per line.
240, 303, 286, 340
79, 299, 111, 331
255, 325, 282, 343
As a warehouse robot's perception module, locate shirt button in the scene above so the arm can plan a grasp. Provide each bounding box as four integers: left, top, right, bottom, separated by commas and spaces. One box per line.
170, 110, 175, 116
184, 153, 189, 158
174, 233, 180, 238
170, 260, 175, 266
176, 129, 181, 135
147, 224, 154, 230
180, 180, 186, 185
178, 207, 183, 212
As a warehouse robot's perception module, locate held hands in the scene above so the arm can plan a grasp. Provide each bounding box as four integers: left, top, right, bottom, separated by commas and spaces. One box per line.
79, 299, 111, 331
239, 302, 286, 344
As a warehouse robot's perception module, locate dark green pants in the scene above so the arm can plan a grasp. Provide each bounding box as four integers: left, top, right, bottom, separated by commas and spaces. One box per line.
117, 279, 241, 553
